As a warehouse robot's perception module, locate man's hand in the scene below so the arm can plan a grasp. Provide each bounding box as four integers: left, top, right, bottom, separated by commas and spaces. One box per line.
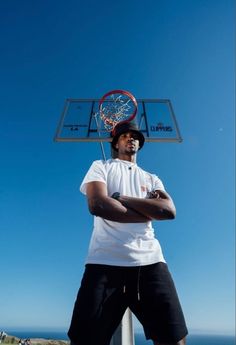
146, 190, 160, 199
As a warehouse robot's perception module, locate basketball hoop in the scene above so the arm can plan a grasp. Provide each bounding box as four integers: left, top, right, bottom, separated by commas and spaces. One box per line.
98, 90, 138, 132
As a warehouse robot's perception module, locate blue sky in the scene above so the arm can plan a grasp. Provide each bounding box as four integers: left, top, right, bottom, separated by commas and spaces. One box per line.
0, 0, 235, 337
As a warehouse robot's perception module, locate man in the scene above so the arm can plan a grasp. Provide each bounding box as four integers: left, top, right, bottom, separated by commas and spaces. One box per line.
68, 121, 188, 345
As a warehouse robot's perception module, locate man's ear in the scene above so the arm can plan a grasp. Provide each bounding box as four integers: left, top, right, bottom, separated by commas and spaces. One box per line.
115, 143, 119, 149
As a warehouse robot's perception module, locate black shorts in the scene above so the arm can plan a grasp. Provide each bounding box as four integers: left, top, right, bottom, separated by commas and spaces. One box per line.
68, 262, 188, 345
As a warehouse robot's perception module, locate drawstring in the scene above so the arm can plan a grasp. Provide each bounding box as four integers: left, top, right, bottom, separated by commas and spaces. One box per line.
122, 266, 141, 301
137, 266, 141, 301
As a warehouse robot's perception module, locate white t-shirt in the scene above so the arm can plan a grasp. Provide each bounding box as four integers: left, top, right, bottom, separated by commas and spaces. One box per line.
80, 158, 166, 266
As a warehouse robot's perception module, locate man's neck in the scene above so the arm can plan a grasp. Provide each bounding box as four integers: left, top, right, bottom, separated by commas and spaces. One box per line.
116, 153, 136, 163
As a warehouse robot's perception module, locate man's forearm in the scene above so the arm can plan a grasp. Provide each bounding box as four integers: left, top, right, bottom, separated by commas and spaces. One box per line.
88, 196, 151, 223
118, 194, 176, 220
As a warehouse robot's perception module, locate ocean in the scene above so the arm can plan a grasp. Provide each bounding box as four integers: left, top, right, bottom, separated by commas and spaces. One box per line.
4, 330, 235, 345
135, 333, 235, 345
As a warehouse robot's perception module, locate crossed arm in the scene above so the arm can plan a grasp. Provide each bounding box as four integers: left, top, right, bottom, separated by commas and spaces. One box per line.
86, 181, 176, 223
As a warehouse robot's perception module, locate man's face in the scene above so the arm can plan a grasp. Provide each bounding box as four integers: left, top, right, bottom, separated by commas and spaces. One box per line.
115, 131, 140, 154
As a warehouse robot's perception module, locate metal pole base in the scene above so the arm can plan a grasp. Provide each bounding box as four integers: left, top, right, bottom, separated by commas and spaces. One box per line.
110, 308, 135, 345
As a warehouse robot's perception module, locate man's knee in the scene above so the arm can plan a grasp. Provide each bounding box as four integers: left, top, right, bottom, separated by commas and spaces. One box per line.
153, 336, 186, 345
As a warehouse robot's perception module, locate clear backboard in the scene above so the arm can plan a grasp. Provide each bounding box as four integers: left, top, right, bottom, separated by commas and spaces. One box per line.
54, 98, 183, 143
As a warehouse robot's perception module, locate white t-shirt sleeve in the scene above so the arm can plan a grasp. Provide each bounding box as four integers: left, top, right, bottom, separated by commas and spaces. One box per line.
152, 173, 165, 191
80, 160, 107, 195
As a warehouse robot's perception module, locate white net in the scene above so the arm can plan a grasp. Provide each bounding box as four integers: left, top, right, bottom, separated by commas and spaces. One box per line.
98, 93, 136, 131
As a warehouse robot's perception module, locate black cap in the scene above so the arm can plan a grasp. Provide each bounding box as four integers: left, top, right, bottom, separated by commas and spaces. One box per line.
111, 121, 145, 151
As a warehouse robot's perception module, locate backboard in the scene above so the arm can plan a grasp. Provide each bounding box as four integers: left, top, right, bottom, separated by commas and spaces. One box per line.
54, 98, 183, 143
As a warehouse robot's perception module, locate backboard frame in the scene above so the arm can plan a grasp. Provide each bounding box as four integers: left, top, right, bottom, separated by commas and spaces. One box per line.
54, 98, 183, 143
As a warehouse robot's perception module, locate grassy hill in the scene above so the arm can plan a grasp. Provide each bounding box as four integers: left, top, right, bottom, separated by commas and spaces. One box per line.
1, 335, 69, 345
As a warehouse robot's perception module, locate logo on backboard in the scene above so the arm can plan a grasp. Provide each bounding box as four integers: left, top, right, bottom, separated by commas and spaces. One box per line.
150, 122, 173, 132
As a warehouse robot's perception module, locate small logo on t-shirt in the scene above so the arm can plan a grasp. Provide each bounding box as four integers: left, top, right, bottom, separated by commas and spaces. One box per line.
141, 185, 147, 192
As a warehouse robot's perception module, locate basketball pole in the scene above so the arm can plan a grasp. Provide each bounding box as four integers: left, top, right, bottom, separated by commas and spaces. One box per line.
94, 114, 107, 161
109, 308, 135, 345
99, 140, 106, 161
